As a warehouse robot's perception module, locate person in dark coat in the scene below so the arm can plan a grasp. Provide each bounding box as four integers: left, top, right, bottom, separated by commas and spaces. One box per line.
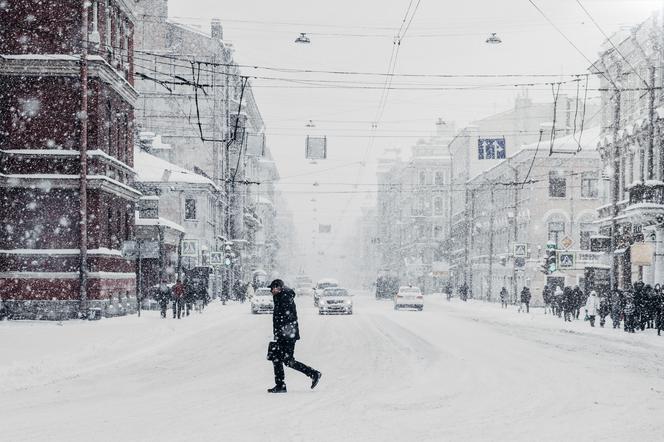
499, 287, 508, 309
563, 286, 574, 322
157, 283, 171, 319
610, 290, 623, 329
519, 286, 531, 313
624, 294, 636, 333
173, 280, 185, 319
542, 285, 552, 315
267, 279, 321, 393
572, 286, 585, 320
654, 284, 664, 336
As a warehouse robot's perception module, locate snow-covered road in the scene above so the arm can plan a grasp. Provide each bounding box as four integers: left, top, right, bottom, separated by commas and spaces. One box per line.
3, 293, 664, 442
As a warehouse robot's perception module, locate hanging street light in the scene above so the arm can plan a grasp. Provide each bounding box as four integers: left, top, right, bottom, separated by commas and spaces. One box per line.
295, 32, 311, 44
485, 33, 502, 44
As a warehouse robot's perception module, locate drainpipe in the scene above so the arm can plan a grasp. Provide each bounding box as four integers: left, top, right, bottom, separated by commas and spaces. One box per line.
79, 0, 89, 317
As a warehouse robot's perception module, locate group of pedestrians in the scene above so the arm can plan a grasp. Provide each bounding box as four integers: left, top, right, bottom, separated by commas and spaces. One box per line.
155, 280, 210, 319
540, 282, 664, 334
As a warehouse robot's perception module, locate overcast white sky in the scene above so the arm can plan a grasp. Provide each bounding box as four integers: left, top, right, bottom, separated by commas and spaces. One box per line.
167, 0, 660, 278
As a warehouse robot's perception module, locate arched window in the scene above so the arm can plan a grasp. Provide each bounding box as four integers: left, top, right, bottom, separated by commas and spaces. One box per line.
434, 197, 443, 216
547, 214, 566, 247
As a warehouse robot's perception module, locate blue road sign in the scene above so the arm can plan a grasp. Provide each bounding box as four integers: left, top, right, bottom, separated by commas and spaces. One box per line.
478, 138, 506, 160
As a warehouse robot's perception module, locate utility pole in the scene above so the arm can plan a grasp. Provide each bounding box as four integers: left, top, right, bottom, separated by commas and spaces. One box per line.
468, 188, 476, 298
647, 65, 656, 180
610, 65, 622, 291
487, 188, 495, 302
512, 168, 519, 305
79, 0, 89, 317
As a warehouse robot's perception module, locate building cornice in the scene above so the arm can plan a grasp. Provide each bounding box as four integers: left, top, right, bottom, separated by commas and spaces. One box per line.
0, 55, 139, 105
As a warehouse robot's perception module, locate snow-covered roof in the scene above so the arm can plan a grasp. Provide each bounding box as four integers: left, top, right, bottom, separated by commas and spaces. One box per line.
134, 149, 218, 189
135, 216, 185, 233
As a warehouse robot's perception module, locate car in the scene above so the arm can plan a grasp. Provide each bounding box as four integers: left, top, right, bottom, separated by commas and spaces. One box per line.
394, 286, 423, 311
296, 282, 314, 297
251, 287, 274, 314
318, 288, 353, 315
313, 278, 339, 306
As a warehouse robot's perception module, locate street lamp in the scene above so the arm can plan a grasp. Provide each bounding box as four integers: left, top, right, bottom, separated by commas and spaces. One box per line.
295, 33, 311, 44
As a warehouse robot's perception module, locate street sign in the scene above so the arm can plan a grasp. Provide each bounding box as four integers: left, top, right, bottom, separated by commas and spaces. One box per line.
557, 251, 575, 269
561, 236, 574, 250
514, 257, 526, 268
210, 252, 223, 266
181, 239, 199, 257
513, 243, 527, 257
121, 240, 159, 259
140, 241, 160, 259
590, 236, 610, 252
122, 240, 138, 259
478, 138, 506, 160
305, 136, 327, 160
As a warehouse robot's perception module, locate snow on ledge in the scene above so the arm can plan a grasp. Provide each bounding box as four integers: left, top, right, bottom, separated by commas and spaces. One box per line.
0, 248, 123, 256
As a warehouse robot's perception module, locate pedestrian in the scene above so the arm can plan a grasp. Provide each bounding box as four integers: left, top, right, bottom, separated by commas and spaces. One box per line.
610, 289, 623, 329
598, 293, 610, 328
654, 284, 664, 336
499, 287, 508, 309
584, 290, 600, 327
624, 294, 636, 333
542, 285, 552, 315
459, 283, 469, 302
519, 286, 531, 313
572, 286, 585, 320
173, 279, 185, 319
554, 286, 564, 317
157, 282, 171, 319
267, 279, 321, 393
563, 286, 574, 322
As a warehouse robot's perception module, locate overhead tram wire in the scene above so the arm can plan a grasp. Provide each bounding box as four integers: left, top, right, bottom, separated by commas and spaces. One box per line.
575, 0, 650, 89
528, 0, 617, 89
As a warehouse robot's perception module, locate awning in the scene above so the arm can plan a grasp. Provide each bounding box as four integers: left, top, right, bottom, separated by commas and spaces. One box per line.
614, 248, 628, 255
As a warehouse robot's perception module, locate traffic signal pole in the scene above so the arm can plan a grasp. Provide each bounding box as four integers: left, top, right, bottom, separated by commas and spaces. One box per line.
610, 69, 621, 291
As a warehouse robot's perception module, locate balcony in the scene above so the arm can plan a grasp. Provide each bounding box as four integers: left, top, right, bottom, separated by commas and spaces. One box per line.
629, 182, 664, 206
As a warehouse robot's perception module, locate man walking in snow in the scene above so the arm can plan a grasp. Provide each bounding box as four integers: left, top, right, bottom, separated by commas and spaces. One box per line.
267, 279, 321, 393
519, 286, 531, 313
499, 287, 508, 309
584, 290, 600, 327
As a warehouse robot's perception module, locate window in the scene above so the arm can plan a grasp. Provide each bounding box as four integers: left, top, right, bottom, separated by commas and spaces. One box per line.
580, 223, 596, 250
548, 221, 565, 246
434, 197, 443, 216
549, 171, 566, 198
419, 171, 427, 186
185, 198, 197, 220
581, 172, 598, 198
435, 171, 445, 186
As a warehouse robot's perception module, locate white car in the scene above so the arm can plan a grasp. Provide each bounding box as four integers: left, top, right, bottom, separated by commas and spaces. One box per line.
251, 287, 274, 314
296, 282, 314, 297
313, 278, 339, 306
394, 286, 423, 311
319, 288, 353, 315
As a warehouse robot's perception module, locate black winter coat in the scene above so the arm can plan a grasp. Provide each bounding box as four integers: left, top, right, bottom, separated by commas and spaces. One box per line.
272, 287, 300, 341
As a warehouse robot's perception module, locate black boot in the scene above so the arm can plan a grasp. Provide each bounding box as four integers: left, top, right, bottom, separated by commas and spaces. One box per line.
267, 385, 287, 393
311, 371, 322, 389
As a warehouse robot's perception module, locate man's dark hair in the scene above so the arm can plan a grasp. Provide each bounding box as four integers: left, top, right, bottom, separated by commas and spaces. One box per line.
268, 279, 284, 289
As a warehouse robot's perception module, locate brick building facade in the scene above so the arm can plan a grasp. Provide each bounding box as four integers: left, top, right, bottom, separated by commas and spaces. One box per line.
0, 0, 140, 319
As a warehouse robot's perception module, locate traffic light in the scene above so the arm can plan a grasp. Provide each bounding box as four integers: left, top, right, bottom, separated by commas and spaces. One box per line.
540, 248, 557, 274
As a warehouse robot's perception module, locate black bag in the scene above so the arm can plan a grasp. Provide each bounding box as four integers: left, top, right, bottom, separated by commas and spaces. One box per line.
267, 341, 280, 361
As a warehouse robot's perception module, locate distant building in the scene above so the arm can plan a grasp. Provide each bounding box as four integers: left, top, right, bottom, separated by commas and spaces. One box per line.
594, 12, 664, 288
0, 0, 140, 319
463, 128, 603, 304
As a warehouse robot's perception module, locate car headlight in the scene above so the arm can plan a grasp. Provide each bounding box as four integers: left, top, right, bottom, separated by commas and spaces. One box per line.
345, 300, 351, 305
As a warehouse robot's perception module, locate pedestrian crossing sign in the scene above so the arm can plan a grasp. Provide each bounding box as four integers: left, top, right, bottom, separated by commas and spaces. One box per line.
557, 252, 575, 269
513, 243, 527, 257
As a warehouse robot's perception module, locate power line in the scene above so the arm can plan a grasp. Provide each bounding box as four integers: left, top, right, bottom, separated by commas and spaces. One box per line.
575, 0, 650, 88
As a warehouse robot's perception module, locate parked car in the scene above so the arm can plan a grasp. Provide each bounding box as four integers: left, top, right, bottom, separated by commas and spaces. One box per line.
318, 288, 353, 315
251, 287, 274, 314
394, 286, 423, 311
313, 278, 339, 306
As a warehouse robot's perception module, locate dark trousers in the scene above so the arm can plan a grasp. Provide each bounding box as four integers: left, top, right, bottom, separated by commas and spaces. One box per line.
588, 315, 596, 327
272, 339, 316, 387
